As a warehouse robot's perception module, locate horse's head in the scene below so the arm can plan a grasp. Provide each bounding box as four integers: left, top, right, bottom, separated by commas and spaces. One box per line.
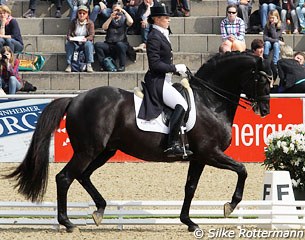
239, 56, 271, 117
192, 52, 271, 117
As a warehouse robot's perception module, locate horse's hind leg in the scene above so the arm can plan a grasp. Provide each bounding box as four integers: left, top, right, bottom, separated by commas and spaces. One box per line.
77, 150, 116, 226
56, 152, 96, 232
180, 161, 205, 232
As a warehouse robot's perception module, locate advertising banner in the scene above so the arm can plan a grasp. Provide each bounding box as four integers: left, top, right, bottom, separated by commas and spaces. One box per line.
0, 99, 52, 162
54, 98, 304, 163
225, 98, 303, 162
54, 115, 141, 162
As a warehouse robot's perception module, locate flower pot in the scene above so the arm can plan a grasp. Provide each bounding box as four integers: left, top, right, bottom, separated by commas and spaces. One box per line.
293, 188, 305, 201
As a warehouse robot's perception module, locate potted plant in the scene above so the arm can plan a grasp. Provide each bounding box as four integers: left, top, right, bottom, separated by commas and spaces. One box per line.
263, 124, 305, 200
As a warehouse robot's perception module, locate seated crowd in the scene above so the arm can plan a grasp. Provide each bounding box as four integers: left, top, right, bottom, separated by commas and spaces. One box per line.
219, 2, 305, 93
0, 1, 304, 94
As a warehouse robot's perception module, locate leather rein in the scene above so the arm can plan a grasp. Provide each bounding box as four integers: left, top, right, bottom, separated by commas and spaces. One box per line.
186, 69, 270, 110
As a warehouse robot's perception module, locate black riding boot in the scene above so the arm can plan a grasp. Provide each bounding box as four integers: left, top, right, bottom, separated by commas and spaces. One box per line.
164, 105, 193, 158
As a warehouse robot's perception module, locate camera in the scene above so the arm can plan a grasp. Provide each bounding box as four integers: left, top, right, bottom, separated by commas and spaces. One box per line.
2, 53, 9, 60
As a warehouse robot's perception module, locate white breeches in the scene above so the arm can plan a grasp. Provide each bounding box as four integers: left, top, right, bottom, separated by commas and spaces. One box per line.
162, 80, 188, 111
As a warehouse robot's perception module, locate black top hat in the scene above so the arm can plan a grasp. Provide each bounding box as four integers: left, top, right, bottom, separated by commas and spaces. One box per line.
150, 3, 170, 17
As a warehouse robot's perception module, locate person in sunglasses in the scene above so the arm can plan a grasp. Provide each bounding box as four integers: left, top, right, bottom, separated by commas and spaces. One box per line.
220, 4, 246, 53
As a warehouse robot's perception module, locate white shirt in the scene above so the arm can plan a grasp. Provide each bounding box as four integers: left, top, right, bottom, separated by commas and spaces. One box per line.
152, 24, 170, 43
75, 20, 87, 36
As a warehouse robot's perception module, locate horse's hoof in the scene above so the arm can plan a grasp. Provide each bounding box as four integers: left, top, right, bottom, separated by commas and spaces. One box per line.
92, 210, 104, 226
188, 224, 199, 232
224, 202, 234, 218
66, 225, 78, 233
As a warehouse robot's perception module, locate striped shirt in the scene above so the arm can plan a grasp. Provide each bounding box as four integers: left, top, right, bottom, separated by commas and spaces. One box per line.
220, 17, 246, 42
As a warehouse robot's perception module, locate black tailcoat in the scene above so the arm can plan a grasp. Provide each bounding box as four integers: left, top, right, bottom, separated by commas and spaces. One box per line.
138, 27, 176, 120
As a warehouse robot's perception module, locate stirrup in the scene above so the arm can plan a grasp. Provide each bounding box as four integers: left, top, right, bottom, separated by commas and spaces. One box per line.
164, 144, 193, 158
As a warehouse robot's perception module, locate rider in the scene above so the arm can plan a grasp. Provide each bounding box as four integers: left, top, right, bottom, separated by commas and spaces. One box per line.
138, 3, 193, 158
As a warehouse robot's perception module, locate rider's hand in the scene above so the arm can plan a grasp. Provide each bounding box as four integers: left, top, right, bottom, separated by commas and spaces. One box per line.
175, 64, 187, 77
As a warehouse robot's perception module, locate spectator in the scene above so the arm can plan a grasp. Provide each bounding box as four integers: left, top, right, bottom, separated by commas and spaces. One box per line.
259, 0, 281, 30
94, 3, 134, 72
0, 46, 23, 94
123, 0, 143, 34
251, 38, 277, 84
220, 4, 246, 53
23, 0, 63, 18
263, 9, 285, 66
90, 0, 117, 26
277, 51, 305, 92
65, 5, 95, 72
170, 0, 190, 17
294, 51, 305, 65
133, 0, 158, 52
0, 5, 23, 53
281, 0, 299, 34
227, 0, 253, 32
296, 0, 305, 33
66, 0, 92, 21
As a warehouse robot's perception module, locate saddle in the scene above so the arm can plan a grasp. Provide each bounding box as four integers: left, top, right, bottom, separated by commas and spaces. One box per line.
134, 78, 192, 127
134, 79, 193, 151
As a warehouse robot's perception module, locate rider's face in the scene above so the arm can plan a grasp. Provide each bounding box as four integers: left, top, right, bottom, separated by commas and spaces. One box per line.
153, 16, 170, 29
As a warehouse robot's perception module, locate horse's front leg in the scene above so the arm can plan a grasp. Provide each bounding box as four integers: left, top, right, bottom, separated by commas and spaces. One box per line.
224, 161, 247, 217
209, 152, 247, 217
180, 160, 205, 232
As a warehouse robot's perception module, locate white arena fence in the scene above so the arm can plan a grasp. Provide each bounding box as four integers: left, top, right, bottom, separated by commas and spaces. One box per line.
0, 200, 305, 229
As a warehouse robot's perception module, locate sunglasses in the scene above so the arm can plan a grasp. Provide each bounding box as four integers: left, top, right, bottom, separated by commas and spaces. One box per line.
227, 11, 237, 14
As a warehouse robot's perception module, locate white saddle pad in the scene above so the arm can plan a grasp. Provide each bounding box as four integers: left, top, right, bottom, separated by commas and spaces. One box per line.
134, 85, 196, 134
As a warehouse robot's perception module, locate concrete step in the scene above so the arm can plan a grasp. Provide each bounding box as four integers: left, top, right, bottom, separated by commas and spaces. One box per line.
20, 34, 303, 56
8, 0, 260, 18
31, 52, 209, 71
20, 70, 190, 92
18, 16, 226, 35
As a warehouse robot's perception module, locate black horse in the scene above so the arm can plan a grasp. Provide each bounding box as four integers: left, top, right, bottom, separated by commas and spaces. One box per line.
5, 52, 271, 233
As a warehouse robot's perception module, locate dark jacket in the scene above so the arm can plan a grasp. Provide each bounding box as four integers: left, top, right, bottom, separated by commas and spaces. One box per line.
5, 18, 23, 46
134, 0, 158, 34
105, 14, 128, 43
263, 22, 284, 43
259, 0, 280, 6
93, 0, 116, 8
138, 27, 176, 120
278, 58, 305, 90
282, 0, 296, 10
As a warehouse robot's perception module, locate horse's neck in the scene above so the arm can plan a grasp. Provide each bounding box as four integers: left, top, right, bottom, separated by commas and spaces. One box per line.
193, 82, 240, 125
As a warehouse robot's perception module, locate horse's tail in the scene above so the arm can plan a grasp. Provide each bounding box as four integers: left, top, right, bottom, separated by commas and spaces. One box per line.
4, 97, 72, 202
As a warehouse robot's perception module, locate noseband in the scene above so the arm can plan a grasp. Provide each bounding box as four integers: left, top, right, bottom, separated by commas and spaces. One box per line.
187, 69, 270, 110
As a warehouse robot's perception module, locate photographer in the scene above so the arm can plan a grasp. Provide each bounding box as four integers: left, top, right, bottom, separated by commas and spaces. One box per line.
0, 46, 23, 94
94, 3, 133, 71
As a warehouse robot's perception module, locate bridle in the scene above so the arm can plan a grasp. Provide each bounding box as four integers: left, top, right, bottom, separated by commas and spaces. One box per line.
186, 68, 271, 110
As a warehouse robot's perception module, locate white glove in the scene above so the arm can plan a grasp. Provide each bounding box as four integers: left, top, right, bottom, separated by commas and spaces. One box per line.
175, 64, 187, 77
